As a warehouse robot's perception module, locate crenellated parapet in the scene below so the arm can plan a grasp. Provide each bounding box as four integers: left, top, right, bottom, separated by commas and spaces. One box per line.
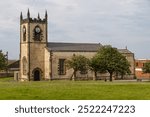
20, 9, 48, 24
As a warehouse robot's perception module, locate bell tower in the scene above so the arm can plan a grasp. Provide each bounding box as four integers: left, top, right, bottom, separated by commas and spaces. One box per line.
20, 9, 48, 81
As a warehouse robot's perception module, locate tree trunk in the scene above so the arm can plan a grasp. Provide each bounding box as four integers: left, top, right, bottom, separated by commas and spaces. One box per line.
93, 71, 97, 80
73, 70, 77, 81
70, 73, 73, 80
110, 72, 113, 82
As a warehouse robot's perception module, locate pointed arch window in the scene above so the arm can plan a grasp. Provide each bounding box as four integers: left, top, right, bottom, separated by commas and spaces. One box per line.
23, 26, 26, 41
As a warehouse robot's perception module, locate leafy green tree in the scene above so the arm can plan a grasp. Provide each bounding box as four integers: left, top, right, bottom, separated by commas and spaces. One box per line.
115, 54, 131, 79
91, 46, 131, 81
142, 62, 150, 79
0, 51, 7, 71
89, 55, 106, 80
66, 55, 89, 80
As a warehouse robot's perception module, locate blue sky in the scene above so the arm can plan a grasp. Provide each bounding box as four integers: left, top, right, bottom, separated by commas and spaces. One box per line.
0, 0, 150, 59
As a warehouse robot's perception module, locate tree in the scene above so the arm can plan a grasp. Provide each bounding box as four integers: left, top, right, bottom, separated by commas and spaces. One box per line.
66, 55, 89, 80
89, 55, 106, 80
91, 46, 131, 81
0, 50, 7, 71
115, 54, 131, 79
142, 62, 150, 79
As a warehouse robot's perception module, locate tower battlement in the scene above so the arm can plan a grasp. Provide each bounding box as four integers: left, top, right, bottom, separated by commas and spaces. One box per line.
20, 9, 47, 24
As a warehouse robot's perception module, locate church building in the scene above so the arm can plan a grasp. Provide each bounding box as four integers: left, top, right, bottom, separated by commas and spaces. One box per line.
19, 10, 135, 81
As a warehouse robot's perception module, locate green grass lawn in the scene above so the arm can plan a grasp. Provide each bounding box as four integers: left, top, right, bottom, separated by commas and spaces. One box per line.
0, 77, 150, 100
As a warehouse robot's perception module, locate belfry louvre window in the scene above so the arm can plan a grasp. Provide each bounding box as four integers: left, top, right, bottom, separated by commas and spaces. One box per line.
58, 59, 66, 75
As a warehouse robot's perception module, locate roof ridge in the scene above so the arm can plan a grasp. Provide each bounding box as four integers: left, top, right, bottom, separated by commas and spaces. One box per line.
118, 48, 132, 54
48, 42, 102, 45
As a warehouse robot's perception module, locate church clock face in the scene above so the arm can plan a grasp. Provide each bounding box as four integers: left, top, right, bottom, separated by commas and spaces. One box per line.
35, 27, 41, 33
33, 26, 43, 41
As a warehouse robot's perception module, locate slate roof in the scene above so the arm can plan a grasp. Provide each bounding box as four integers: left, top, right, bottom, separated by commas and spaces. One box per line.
47, 42, 133, 54
7, 60, 20, 71
8, 60, 19, 69
8, 60, 17, 65
47, 42, 103, 52
118, 49, 133, 54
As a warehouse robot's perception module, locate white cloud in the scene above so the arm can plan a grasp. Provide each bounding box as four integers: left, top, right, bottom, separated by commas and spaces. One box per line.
0, 0, 150, 59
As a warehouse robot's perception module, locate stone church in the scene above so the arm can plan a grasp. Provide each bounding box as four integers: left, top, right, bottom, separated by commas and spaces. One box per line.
19, 10, 135, 81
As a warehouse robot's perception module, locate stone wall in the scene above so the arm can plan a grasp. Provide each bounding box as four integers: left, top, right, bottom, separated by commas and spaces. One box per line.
20, 21, 47, 81
44, 48, 50, 80
50, 51, 135, 80
29, 43, 46, 80
0, 73, 14, 78
122, 53, 135, 78
50, 51, 96, 79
